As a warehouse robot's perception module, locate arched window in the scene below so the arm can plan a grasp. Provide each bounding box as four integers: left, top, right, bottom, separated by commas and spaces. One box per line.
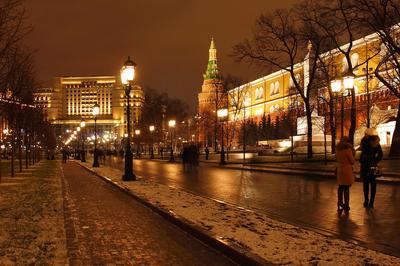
351, 53, 359, 68
269, 83, 275, 96
274, 81, 280, 94
255, 87, 264, 99
243, 92, 251, 107
269, 104, 280, 113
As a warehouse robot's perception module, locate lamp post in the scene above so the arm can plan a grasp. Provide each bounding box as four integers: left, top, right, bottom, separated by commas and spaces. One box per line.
168, 120, 176, 162
76, 127, 81, 160
135, 129, 141, 158
92, 103, 100, 167
121, 56, 136, 181
243, 95, 250, 162
149, 125, 155, 159
331, 79, 342, 139
217, 108, 228, 165
80, 119, 86, 162
343, 73, 355, 138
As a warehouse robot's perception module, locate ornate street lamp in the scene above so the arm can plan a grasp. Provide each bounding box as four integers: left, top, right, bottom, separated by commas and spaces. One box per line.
168, 120, 176, 162
80, 119, 86, 162
76, 127, 81, 160
92, 103, 100, 167
217, 108, 228, 165
135, 129, 141, 158
331, 79, 342, 139
149, 125, 155, 159
121, 56, 136, 181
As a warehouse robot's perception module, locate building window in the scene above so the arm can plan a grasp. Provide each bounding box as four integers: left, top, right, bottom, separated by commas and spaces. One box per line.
351, 53, 359, 68
270, 81, 280, 96
269, 104, 280, 113
255, 87, 264, 100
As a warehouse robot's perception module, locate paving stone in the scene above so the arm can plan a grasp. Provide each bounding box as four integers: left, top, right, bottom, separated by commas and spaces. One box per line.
62, 162, 233, 265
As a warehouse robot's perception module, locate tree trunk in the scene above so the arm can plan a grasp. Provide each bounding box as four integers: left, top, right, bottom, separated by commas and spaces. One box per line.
11, 129, 15, 177
18, 126, 22, 172
349, 88, 356, 145
305, 102, 313, 159
25, 128, 28, 169
329, 98, 336, 154
389, 104, 400, 157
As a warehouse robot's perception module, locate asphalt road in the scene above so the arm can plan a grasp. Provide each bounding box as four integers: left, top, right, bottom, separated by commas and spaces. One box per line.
102, 156, 400, 257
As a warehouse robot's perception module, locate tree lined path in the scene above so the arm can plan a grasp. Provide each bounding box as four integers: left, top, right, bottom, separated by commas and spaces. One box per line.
62, 161, 233, 265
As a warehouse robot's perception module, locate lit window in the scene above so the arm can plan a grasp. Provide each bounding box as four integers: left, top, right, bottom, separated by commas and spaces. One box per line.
255, 87, 264, 100
270, 81, 280, 96
351, 53, 359, 68
270, 83, 275, 96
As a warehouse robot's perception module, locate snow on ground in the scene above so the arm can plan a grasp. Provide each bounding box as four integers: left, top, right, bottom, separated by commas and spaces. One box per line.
83, 162, 400, 265
0, 160, 68, 265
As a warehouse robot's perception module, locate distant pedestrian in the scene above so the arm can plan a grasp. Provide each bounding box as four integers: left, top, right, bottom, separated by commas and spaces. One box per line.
62, 149, 68, 163
205, 146, 209, 160
160, 147, 164, 159
336, 136, 355, 212
360, 128, 383, 209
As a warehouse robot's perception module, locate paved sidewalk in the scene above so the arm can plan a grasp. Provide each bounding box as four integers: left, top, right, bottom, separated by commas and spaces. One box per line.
61, 161, 234, 265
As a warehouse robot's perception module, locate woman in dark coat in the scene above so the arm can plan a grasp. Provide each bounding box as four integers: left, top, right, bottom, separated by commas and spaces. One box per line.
360, 129, 383, 208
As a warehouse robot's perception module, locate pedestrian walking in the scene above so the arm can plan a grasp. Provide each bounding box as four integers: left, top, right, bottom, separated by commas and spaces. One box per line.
160, 147, 164, 159
62, 149, 67, 163
205, 146, 209, 160
336, 136, 355, 212
360, 128, 383, 209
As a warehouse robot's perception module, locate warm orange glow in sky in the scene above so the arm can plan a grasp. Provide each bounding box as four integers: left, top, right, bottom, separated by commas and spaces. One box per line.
25, 0, 297, 111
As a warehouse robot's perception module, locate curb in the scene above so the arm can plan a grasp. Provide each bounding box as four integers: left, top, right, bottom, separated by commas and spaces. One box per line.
76, 162, 272, 266
205, 164, 400, 185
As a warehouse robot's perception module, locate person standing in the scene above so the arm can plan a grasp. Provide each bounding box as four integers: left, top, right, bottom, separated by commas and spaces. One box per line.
205, 146, 209, 160
360, 128, 383, 208
336, 136, 356, 212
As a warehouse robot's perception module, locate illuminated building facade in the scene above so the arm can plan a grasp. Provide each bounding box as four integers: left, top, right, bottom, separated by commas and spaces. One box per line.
33, 76, 144, 141
228, 32, 399, 147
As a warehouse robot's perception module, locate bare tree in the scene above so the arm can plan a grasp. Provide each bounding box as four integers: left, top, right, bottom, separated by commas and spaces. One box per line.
354, 0, 400, 156
224, 77, 247, 152
233, 7, 323, 158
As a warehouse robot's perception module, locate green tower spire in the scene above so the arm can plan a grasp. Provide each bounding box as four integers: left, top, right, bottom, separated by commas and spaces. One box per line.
203, 37, 221, 80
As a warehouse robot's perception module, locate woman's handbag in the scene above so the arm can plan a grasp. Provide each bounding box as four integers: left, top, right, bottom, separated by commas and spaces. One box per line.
369, 166, 382, 177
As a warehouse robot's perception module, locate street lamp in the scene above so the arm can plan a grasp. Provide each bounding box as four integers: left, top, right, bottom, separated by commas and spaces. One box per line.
135, 129, 141, 157
80, 119, 86, 162
76, 127, 81, 160
217, 108, 228, 165
149, 125, 155, 159
331, 79, 342, 139
92, 103, 100, 167
121, 56, 136, 181
168, 120, 176, 162
243, 95, 251, 162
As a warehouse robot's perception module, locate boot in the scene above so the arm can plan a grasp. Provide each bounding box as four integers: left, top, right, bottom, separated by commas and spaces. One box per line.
344, 187, 350, 212
337, 186, 344, 211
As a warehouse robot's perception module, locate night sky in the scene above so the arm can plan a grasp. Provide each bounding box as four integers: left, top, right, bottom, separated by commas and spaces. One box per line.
25, 0, 296, 112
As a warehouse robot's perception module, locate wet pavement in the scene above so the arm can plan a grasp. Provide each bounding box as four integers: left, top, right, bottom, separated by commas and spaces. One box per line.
61, 161, 234, 265
103, 156, 400, 257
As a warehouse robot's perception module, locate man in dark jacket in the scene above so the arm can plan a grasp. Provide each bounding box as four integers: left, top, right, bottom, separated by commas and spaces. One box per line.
360, 129, 383, 208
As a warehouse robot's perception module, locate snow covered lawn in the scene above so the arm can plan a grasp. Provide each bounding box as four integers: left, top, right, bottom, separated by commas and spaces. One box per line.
0, 160, 67, 265
82, 162, 400, 265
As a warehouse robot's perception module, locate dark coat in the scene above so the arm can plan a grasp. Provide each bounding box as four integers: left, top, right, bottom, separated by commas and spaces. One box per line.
360, 135, 383, 177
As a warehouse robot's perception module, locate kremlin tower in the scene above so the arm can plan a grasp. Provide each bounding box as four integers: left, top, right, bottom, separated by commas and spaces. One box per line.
197, 38, 226, 149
